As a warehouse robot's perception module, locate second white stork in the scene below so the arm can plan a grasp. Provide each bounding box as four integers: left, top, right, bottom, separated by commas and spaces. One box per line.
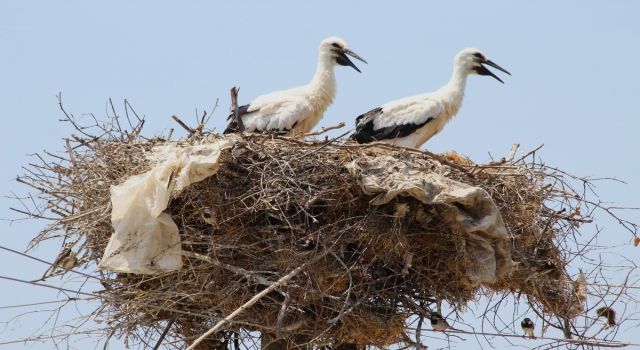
224, 37, 366, 135
349, 48, 510, 148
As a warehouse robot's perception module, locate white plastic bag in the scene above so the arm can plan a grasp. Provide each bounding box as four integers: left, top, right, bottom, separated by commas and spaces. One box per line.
99, 138, 234, 274
347, 155, 512, 287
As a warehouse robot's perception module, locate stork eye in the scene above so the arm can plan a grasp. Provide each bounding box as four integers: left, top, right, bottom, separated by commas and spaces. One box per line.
473, 52, 484, 60
331, 43, 343, 49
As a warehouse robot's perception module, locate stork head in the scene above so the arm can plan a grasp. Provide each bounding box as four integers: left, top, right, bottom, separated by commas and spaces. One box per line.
320, 37, 367, 73
455, 48, 511, 83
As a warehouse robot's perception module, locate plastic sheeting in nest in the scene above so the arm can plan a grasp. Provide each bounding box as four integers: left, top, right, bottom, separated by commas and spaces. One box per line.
100, 138, 235, 274
346, 155, 512, 287
100, 138, 511, 289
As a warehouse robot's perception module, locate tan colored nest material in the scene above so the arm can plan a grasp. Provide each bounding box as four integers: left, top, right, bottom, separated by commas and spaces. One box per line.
21, 129, 597, 348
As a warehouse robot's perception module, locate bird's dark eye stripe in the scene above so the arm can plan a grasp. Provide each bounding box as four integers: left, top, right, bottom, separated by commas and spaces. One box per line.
473, 52, 484, 59
331, 43, 343, 49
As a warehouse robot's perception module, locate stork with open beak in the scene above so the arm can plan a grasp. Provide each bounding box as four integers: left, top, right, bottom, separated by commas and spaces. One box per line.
224, 37, 366, 135
349, 48, 510, 148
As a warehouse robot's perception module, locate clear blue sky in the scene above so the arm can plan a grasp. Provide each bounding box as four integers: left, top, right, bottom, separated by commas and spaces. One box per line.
1, 1, 639, 349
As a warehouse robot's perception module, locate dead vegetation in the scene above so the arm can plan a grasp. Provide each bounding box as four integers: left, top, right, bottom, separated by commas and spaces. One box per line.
8, 96, 639, 349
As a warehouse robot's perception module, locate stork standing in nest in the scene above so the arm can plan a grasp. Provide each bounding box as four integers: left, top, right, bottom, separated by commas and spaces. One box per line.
224, 37, 366, 135
349, 48, 510, 148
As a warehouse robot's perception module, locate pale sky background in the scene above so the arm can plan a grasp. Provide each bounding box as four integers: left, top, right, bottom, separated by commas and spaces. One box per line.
1, 1, 639, 349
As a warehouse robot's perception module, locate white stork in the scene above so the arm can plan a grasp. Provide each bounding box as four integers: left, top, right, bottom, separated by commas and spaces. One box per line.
349, 48, 510, 148
224, 37, 366, 134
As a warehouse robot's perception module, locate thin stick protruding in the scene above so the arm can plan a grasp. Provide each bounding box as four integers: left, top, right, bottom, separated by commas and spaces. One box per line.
230, 87, 245, 132
186, 254, 322, 350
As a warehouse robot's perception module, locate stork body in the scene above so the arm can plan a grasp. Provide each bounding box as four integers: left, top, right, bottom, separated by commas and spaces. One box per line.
224, 37, 365, 135
350, 48, 510, 148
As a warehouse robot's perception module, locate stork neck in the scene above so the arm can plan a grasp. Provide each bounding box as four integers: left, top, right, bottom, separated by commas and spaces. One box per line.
446, 66, 468, 93
440, 65, 469, 103
308, 56, 337, 100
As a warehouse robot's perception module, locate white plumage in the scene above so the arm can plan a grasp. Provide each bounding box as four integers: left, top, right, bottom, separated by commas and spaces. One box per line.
350, 48, 510, 148
224, 37, 366, 135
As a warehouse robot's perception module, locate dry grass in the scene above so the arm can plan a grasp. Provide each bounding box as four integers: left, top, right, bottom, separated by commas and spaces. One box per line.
12, 100, 639, 349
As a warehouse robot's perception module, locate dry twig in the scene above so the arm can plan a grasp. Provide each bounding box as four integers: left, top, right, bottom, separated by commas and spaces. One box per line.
6, 97, 638, 350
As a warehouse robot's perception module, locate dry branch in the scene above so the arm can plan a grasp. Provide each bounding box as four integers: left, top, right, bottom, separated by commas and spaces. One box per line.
230, 87, 244, 132
8, 99, 639, 350
187, 252, 326, 350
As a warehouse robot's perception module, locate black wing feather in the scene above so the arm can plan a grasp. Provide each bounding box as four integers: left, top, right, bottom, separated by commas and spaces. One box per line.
349, 107, 434, 144
223, 104, 252, 134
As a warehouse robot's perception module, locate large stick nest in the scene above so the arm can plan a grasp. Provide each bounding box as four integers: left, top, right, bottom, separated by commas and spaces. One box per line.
17, 109, 636, 349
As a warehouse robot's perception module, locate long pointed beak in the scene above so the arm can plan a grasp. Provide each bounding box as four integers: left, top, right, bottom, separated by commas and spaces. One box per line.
337, 48, 367, 73
484, 59, 511, 75
477, 59, 511, 83
344, 49, 367, 64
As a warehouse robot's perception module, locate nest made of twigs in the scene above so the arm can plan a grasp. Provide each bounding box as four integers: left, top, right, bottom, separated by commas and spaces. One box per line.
18, 123, 602, 349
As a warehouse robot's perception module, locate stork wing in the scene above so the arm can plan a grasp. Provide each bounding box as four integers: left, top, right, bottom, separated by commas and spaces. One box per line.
223, 104, 252, 134
225, 104, 251, 122
223, 89, 310, 133
350, 97, 442, 143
